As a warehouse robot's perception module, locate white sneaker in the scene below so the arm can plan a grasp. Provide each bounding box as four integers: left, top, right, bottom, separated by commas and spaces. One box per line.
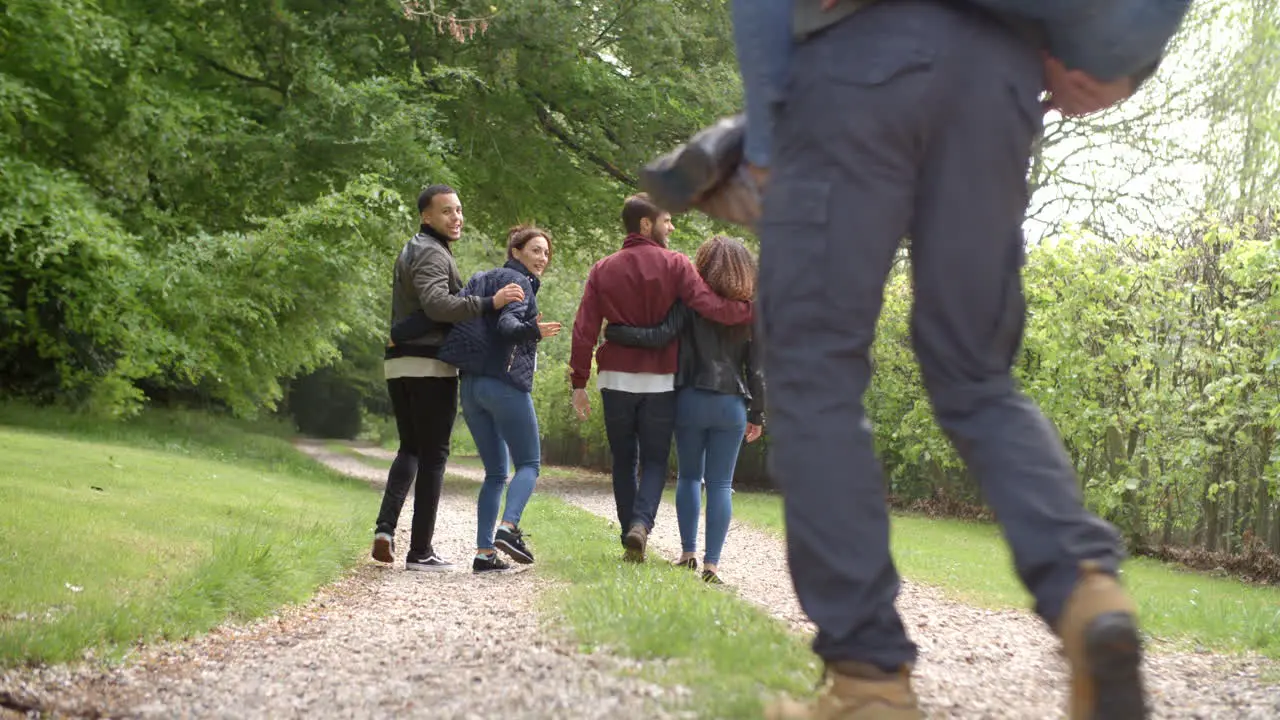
405, 552, 453, 572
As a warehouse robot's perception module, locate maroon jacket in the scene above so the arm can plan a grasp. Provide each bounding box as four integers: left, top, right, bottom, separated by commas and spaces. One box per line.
569, 234, 753, 390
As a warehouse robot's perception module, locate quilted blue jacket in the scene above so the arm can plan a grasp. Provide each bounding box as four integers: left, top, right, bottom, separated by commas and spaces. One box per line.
437, 259, 542, 393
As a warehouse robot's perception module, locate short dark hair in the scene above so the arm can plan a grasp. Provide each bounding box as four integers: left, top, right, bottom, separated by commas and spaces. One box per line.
506, 224, 553, 260
621, 193, 663, 235
417, 184, 457, 214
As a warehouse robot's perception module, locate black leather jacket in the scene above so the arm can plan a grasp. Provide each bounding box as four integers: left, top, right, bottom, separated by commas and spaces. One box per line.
605, 301, 765, 425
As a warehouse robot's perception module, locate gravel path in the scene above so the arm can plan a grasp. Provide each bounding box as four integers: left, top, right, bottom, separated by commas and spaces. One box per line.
11, 442, 1272, 720
0, 443, 677, 720
374, 448, 1275, 720
348, 445, 1280, 719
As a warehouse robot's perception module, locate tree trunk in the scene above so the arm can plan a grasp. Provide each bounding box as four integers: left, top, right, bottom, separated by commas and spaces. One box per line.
1204, 460, 1222, 552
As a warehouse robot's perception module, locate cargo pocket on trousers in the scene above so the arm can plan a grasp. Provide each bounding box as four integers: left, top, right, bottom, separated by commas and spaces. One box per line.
757, 179, 832, 346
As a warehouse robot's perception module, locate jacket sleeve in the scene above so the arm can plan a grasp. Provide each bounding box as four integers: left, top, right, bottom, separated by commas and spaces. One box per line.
389, 310, 436, 344
1130, 57, 1162, 93
744, 339, 766, 426
604, 301, 689, 348
496, 275, 541, 343
569, 268, 603, 389
411, 247, 492, 323
672, 254, 753, 326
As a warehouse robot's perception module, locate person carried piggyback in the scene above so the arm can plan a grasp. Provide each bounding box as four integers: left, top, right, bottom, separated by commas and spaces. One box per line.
641, 0, 1193, 227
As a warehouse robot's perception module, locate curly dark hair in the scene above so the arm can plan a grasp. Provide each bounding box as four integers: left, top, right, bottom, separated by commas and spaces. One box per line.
694, 235, 756, 301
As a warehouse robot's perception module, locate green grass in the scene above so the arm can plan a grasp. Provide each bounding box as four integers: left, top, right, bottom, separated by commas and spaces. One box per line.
373, 423, 478, 456
326, 441, 386, 466
726, 490, 1280, 658
0, 405, 375, 666
0, 402, 320, 477
518, 493, 818, 719
338, 447, 1280, 660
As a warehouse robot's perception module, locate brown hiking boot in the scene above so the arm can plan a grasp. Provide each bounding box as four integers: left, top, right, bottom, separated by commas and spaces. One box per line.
1056, 561, 1147, 720
623, 523, 648, 563
765, 662, 922, 720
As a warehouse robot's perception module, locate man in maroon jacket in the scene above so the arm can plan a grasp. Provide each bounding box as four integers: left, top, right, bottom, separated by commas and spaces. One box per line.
570, 193, 754, 561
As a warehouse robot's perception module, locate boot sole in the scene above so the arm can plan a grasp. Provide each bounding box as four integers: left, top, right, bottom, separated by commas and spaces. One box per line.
371, 536, 394, 564
405, 562, 452, 572
495, 538, 535, 565
1085, 612, 1147, 720
640, 147, 716, 214
622, 531, 646, 563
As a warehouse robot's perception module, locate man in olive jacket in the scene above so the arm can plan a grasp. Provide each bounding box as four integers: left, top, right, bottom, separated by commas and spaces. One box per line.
372, 184, 524, 571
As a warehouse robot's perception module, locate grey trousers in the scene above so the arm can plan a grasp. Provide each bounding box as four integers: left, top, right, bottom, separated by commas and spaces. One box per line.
757, 0, 1123, 669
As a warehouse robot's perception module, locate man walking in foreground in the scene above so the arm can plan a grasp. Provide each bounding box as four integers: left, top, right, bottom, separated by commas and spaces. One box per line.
569, 193, 753, 562
372, 184, 524, 571
758, 1, 1161, 718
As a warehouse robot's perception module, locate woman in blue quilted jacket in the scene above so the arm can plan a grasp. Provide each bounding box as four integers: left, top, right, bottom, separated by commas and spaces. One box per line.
395, 226, 562, 573
463, 226, 561, 573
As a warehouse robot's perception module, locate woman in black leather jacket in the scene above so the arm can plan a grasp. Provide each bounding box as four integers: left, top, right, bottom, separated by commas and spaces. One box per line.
605, 236, 764, 584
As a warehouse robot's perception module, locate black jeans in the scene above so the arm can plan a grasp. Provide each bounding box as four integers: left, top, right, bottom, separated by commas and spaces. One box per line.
600, 389, 677, 540
374, 376, 458, 556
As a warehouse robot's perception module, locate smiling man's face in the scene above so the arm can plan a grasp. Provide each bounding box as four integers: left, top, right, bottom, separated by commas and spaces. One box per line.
422, 192, 464, 240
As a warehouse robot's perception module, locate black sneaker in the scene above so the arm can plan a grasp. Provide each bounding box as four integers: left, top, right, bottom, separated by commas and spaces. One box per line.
702, 569, 724, 585
494, 526, 535, 565
371, 532, 395, 564
405, 551, 453, 572
673, 557, 697, 571
473, 552, 512, 574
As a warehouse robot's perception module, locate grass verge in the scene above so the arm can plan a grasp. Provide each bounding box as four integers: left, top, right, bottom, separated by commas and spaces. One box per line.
342, 448, 1280, 660
517, 492, 818, 719
0, 402, 321, 477
0, 405, 374, 667
726, 490, 1280, 658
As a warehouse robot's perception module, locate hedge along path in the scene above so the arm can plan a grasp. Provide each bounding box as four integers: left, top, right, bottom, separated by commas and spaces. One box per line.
0, 442, 674, 720
347, 445, 1280, 720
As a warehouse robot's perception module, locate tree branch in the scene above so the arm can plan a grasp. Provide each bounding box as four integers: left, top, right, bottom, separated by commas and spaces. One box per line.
588, 0, 640, 50
195, 54, 288, 95
529, 97, 637, 187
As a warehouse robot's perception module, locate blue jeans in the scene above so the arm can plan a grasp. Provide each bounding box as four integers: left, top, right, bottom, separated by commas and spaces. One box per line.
674, 388, 748, 566
460, 374, 541, 550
